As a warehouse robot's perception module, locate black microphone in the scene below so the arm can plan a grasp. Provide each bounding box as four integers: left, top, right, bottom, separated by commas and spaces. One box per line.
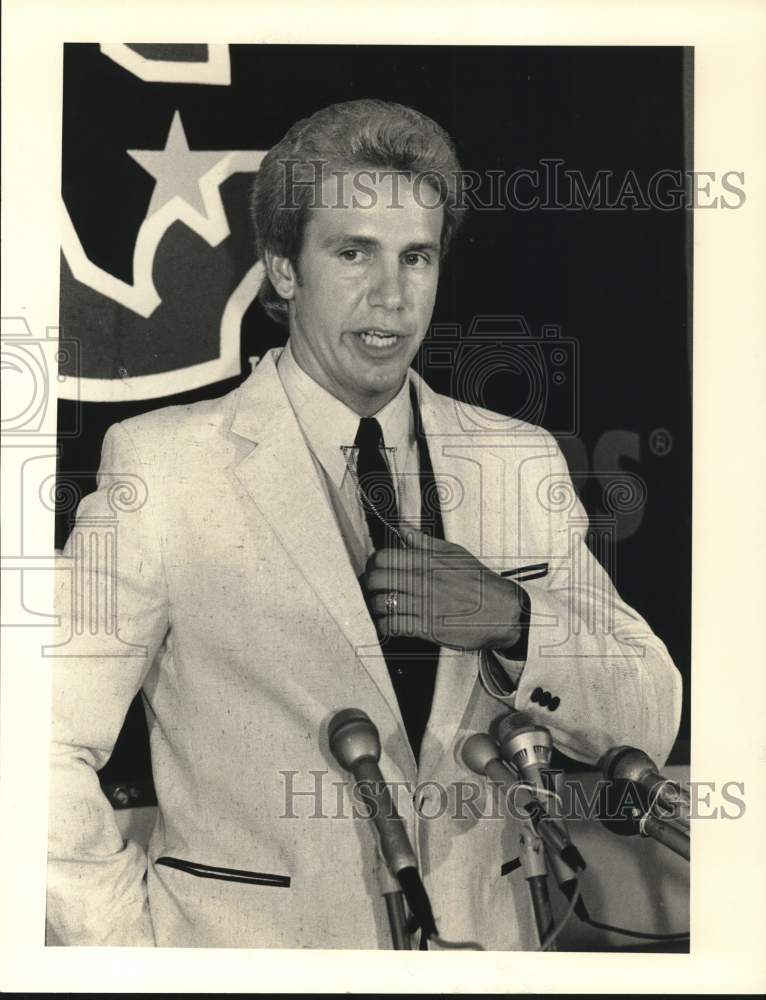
600, 745, 689, 817
598, 746, 689, 861
328, 708, 437, 939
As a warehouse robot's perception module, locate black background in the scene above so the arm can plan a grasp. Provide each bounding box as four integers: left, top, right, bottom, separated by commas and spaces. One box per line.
58, 44, 692, 787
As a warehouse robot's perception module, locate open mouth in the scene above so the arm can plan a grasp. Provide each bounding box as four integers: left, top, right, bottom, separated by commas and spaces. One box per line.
355, 329, 402, 349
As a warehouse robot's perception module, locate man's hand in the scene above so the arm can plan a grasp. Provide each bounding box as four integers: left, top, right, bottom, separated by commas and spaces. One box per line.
359, 520, 524, 651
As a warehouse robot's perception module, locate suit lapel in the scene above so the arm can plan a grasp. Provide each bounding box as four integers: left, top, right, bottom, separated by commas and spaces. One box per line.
230, 350, 408, 743
411, 375, 486, 778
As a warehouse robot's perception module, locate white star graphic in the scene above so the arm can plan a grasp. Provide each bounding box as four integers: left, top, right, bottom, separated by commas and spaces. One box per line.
128, 110, 235, 220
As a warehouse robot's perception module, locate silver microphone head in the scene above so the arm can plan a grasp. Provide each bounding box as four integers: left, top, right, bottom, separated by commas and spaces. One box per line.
328, 708, 380, 772
497, 711, 552, 779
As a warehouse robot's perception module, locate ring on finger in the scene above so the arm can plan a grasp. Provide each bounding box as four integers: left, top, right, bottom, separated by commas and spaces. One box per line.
384, 591, 398, 614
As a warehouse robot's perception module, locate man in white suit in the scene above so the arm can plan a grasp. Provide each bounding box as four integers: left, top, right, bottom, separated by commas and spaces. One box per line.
48, 99, 682, 949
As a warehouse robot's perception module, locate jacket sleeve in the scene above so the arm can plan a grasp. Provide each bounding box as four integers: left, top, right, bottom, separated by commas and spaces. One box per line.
47, 421, 169, 946
485, 433, 683, 770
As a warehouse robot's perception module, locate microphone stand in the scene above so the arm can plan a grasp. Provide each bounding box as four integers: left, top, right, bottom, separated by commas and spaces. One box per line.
384, 893, 411, 950
459, 733, 564, 948
374, 845, 412, 949
519, 823, 555, 946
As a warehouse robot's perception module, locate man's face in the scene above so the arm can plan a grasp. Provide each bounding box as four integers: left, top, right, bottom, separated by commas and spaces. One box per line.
273, 170, 443, 416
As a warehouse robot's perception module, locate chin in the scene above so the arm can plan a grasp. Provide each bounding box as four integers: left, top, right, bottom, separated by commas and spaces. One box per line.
361, 370, 405, 395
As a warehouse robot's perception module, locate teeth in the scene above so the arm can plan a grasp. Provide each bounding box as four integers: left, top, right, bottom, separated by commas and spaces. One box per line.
359, 330, 397, 347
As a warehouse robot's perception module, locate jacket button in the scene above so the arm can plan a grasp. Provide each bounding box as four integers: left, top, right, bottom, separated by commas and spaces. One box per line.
548, 696, 560, 711
531, 687, 543, 703
538, 690, 551, 707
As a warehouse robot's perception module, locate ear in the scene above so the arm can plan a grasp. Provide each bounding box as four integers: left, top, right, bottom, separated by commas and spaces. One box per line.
264, 249, 298, 302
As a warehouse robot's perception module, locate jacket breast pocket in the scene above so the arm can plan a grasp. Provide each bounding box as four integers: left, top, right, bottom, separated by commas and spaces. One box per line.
156, 856, 291, 888
500, 562, 549, 582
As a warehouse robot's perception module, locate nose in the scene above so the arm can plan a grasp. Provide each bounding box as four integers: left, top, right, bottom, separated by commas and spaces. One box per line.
367, 257, 405, 311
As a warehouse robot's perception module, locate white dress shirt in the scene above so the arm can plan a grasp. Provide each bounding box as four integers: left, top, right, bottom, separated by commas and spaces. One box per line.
277, 339, 422, 576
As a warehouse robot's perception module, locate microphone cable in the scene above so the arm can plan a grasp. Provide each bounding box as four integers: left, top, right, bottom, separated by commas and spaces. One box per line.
539, 881, 583, 951
521, 782, 690, 944
399, 869, 485, 950
545, 874, 690, 944
579, 913, 689, 942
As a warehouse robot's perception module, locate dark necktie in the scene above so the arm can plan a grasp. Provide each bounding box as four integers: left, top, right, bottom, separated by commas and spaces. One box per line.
353, 391, 444, 763
354, 417, 401, 551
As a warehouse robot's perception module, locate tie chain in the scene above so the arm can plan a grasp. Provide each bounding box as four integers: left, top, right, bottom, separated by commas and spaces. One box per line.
341, 445, 408, 547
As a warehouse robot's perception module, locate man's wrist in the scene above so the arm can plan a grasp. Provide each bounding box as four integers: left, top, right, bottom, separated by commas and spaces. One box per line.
493, 582, 531, 658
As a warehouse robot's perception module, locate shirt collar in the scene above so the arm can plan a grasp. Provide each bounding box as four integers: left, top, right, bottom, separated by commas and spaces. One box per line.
276, 338, 414, 488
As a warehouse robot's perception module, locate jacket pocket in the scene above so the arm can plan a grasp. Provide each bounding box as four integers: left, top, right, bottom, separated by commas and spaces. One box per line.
156, 855, 290, 888
500, 562, 549, 582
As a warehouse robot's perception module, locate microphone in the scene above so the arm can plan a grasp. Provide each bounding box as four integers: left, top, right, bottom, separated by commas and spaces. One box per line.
461, 731, 523, 790
460, 733, 581, 870
493, 715, 588, 919
328, 708, 437, 939
496, 713, 585, 879
329, 708, 416, 875
496, 709, 554, 792
600, 745, 689, 818
598, 746, 690, 861
460, 733, 556, 941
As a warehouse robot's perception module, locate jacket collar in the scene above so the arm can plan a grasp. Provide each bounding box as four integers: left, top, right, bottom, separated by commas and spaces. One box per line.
275, 338, 413, 489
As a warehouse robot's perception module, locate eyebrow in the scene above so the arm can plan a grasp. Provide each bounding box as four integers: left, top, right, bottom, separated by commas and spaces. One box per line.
321, 233, 441, 254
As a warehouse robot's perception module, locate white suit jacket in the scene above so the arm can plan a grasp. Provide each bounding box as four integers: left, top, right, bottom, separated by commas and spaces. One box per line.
47, 347, 682, 949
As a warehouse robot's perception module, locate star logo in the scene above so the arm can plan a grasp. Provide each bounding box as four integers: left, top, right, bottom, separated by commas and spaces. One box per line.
128, 111, 235, 222
62, 107, 266, 320
60, 105, 268, 401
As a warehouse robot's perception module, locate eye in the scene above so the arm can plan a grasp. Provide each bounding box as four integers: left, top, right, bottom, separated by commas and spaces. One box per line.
339, 248, 366, 262
402, 252, 431, 268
